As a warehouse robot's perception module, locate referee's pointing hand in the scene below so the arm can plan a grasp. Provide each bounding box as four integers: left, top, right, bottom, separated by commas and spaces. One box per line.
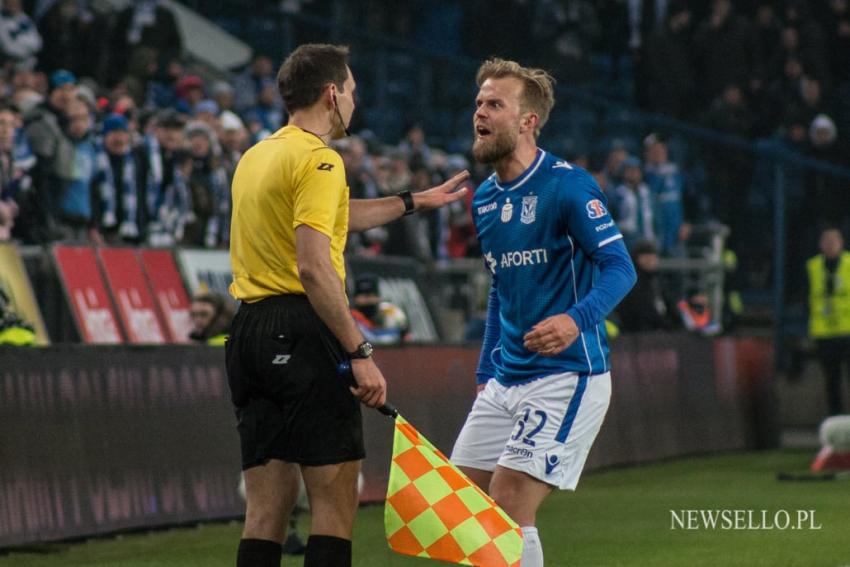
350, 357, 388, 408
411, 170, 471, 211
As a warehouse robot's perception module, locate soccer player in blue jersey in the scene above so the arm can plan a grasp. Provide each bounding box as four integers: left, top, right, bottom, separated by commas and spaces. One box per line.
450, 58, 637, 566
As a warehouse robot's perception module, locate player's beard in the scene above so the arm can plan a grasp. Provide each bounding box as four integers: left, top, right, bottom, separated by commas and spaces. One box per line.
472, 128, 518, 164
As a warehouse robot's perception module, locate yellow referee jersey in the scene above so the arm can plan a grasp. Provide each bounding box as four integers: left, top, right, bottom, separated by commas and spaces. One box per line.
229, 125, 349, 302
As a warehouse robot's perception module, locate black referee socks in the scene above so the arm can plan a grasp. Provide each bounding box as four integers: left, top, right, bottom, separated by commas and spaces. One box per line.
304, 535, 352, 567
236, 538, 282, 567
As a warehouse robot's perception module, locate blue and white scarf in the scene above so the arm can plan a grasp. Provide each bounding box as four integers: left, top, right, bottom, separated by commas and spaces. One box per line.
203, 166, 230, 247
144, 135, 163, 215
148, 172, 192, 247
97, 148, 139, 239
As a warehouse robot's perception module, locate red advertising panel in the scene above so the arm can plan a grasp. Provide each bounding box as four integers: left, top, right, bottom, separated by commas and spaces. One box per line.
98, 248, 166, 344
52, 245, 123, 344
139, 249, 193, 343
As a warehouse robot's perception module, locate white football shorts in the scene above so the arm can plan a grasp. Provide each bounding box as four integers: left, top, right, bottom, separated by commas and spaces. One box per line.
450, 371, 611, 490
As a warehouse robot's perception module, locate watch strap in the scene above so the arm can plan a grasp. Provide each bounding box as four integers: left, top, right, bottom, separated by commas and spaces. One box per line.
349, 341, 373, 359
398, 190, 415, 216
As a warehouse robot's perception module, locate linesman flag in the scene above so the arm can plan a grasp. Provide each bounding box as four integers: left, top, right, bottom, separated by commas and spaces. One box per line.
384, 415, 523, 566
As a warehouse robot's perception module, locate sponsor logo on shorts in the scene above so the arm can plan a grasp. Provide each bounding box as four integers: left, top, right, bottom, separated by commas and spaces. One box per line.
272, 354, 291, 365
545, 453, 560, 475
505, 445, 534, 459
317, 162, 335, 171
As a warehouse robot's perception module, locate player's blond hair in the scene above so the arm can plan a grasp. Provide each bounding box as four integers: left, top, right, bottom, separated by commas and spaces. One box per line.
476, 58, 556, 138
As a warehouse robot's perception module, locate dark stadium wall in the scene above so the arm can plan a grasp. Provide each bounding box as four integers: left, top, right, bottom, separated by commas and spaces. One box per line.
0, 337, 768, 547
0, 346, 239, 547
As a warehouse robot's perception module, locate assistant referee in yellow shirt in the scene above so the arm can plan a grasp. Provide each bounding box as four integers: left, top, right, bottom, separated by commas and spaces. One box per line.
226, 44, 469, 567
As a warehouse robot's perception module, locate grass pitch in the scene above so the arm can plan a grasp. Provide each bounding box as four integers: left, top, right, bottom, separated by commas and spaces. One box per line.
1, 449, 847, 566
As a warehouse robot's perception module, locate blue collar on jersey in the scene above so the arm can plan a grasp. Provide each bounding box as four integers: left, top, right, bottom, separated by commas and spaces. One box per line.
492, 149, 546, 192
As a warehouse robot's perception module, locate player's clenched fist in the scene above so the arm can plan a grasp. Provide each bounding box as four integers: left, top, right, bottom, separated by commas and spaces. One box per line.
523, 314, 579, 356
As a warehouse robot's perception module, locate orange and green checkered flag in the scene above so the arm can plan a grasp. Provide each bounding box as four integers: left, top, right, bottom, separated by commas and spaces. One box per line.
384, 414, 523, 566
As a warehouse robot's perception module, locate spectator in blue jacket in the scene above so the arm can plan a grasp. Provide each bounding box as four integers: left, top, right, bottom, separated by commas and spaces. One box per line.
245, 79, 284, 140
55, 96, 98, 242
643, 133, 690, 256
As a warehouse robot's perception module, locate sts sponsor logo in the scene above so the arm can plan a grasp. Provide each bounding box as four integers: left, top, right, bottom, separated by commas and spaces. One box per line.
586, 199, 608, 219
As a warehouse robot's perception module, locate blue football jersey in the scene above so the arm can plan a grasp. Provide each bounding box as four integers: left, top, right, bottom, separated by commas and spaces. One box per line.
473, 150, 626, 384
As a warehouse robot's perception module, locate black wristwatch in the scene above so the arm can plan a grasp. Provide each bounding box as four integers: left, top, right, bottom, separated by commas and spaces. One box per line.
397, 190, 416, 216
349, 341, 374, 359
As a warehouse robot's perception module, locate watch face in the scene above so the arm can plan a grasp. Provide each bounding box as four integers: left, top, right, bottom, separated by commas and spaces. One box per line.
358, 342, 374, 358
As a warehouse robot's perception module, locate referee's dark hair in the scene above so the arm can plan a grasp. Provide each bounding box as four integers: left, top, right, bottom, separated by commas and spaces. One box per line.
277, 43, 350, 113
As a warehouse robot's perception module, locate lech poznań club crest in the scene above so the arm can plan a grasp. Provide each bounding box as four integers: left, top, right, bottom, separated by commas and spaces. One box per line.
501, 198, 513, 223
521, 195, 537, 224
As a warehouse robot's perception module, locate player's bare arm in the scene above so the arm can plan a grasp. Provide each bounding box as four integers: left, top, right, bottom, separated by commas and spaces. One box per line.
348, 170, 470, 232
522, 313, 580, 356
295, 224, 387, 407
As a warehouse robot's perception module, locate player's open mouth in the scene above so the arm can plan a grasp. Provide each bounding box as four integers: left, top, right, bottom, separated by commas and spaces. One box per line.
475, 125, 491, 138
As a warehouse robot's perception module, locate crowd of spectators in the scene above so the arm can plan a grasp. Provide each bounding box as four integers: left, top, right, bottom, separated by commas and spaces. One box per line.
440, 0, 850, 146
2, 0, 847, 336
0, 0, 488, 263
336, 125, 481, 261
271, 0, 850, 302
636, 0, 850, 281
635, 0, 849, 140
0, 0, 238, 247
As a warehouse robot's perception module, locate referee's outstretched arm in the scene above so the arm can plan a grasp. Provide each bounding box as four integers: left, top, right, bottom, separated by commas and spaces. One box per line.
348, 170, 470, 232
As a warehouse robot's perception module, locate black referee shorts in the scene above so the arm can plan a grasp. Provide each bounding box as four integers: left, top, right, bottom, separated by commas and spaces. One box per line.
225, 294, 364, 469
